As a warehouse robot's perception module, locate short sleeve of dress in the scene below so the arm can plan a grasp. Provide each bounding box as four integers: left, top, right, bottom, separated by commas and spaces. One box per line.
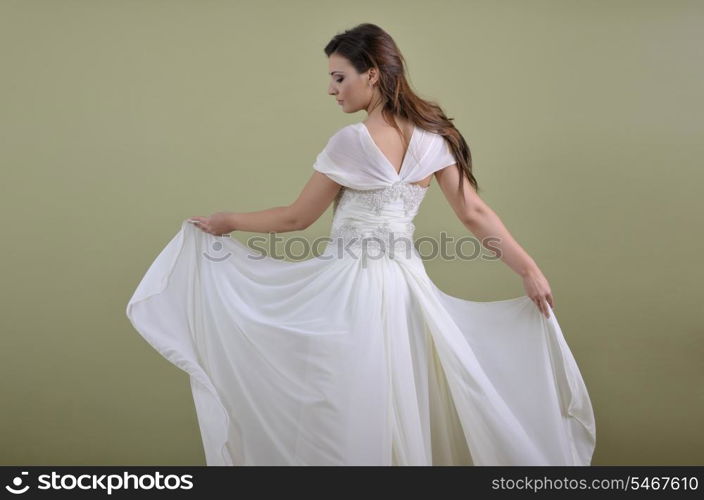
312, 148, 346, 184
311, 125, 377, 189
312, 128, 351, 186
427, 134, 457, 173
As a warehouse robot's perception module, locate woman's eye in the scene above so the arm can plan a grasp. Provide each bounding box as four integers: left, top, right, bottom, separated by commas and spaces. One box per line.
336, 78, 343, 83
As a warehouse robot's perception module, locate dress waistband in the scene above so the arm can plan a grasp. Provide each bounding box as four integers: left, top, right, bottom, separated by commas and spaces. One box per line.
328, 220, 417, 267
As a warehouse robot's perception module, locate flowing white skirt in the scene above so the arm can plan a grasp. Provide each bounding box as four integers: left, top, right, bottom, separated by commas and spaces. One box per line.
126, 220, 596, 466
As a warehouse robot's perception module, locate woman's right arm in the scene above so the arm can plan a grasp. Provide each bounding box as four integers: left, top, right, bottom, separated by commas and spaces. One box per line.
226, 172, 341, 233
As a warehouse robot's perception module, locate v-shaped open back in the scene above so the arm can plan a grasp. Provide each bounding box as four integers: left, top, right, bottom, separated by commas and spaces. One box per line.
359, 122, 418, 178
312, 121, 458, 191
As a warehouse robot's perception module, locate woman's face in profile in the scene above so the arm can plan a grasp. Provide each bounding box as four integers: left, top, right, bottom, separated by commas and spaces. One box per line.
327, 53, 374, 114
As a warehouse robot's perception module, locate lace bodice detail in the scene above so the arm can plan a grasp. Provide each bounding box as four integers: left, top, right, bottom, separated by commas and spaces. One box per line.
327, 182, 430, 266
332, 181, 429, 217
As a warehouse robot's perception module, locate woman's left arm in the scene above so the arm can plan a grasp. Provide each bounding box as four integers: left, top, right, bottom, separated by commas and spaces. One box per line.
435, 165, 555, 318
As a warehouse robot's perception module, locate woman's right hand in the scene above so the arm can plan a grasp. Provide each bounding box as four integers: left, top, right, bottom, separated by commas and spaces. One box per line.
521, 267, 555, 319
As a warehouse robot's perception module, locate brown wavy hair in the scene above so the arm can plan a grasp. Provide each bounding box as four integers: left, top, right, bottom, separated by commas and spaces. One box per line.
324, 23, 478, 197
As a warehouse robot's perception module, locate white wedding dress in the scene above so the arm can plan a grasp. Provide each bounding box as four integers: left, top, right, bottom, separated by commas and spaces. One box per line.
126, 122, 596, 466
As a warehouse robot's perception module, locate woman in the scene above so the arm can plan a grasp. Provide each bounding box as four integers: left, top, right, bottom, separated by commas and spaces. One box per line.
126, 23, 595, 466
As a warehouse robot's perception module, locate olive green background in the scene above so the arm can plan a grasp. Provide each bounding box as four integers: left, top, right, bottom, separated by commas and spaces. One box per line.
1, 0, 702, 465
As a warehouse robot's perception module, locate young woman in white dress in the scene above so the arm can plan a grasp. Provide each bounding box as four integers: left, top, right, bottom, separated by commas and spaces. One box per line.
128, 23, 595, 466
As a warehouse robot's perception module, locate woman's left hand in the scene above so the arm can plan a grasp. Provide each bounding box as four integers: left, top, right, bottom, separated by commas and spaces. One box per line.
187, 212, 234, 236
521, 267, 555, 319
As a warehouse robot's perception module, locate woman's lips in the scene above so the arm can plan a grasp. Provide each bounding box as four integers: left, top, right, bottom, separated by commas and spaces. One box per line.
337, 100, 344, 105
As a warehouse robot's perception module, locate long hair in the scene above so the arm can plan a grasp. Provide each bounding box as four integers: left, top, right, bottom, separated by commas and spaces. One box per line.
324, 23, 478, 198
